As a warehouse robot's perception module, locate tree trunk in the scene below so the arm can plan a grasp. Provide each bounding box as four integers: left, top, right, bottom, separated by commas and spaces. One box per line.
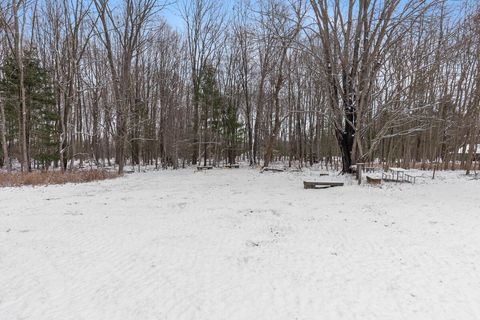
0, 97, 10, 171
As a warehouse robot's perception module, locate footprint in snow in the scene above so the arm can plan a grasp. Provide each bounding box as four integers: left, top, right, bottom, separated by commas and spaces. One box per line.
246, 240, 260, 247
64, 211, 83, 216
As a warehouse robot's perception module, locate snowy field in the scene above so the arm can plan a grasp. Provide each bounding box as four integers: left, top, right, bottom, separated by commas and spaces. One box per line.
1, 168, 480, 320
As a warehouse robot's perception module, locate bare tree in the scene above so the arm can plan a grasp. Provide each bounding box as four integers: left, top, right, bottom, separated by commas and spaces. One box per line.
180, 0, 225, 165
93, 0, 158, 174
0, 18, 11, 171
308, 0, 437, 172
262, 0, 304, 168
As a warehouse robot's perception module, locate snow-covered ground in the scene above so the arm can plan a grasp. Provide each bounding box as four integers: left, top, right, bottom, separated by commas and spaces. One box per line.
1, 168, 479, 320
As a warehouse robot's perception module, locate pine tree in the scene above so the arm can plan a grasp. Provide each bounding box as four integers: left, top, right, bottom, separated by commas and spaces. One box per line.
0, 49, 58, 170
200, 65, 243, 165
223, 99, 243, 164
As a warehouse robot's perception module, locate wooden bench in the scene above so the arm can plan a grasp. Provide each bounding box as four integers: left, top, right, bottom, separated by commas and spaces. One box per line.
224, 164, 239, 168
404, 173, 416, 184
303, 181, 344, 189
382, 173, 402, 182
366, 176, 381, 185
262, 167, 285, 173
382, 168, 416, 183
351, 165, 377, 173
197, 166, 213, 171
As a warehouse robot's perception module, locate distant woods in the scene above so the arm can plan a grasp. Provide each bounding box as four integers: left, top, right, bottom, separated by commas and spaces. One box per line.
0, 0, 479, 174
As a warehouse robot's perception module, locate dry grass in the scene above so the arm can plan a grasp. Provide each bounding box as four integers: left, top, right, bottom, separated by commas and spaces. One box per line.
0, 170, 120, 187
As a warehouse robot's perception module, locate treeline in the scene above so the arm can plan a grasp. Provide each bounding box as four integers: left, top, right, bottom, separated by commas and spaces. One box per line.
0, 0, 479, 174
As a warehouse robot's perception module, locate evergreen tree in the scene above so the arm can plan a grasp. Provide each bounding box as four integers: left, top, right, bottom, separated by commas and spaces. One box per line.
200, 65, 243, 165
223, 99, 243, 164
0, 49, 58, 169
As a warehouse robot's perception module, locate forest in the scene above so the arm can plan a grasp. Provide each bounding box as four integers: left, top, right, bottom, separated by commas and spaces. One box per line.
3, 2, 480, 318
0, 0, 479, 174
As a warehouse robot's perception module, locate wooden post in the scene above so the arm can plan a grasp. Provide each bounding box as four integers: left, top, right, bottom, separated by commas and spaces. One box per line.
356, 163, 364, 185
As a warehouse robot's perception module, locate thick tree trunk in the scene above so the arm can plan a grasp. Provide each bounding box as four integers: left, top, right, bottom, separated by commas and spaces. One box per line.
337, 130, 354, 174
